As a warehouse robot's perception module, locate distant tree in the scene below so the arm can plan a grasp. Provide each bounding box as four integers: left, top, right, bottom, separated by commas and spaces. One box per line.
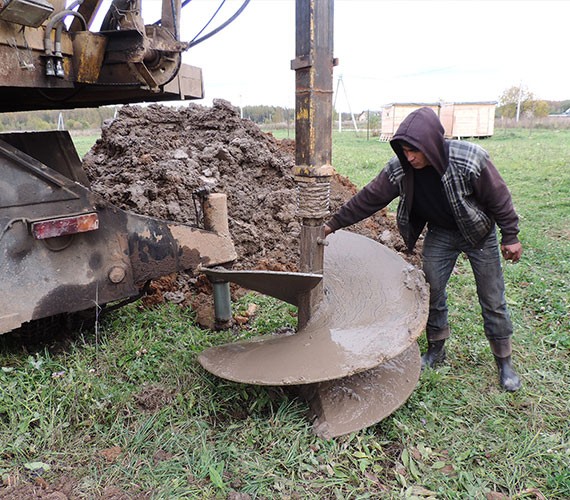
556, 100, 570, 114
367, 111, 380, 129
242, 105, 293, 125
497, 85, 535, 119
273, 107, 285, 123
527, 100, 550, 118
497, 85, 553, 119
28, 115, 52, 130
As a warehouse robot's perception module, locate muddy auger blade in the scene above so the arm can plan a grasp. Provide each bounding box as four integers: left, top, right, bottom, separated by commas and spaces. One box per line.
198, 230, 428, 438
199, 268, 322, 307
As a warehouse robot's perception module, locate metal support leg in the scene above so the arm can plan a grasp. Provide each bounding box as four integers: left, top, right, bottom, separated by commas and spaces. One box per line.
212, 280, 232, 326
200, 191, 234, 329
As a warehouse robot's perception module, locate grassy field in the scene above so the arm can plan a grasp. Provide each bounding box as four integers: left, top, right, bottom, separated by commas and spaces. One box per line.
1, 128, 568, 498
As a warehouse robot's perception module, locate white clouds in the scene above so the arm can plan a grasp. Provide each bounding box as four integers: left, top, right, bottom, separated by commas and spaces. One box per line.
176, 0, 570, 111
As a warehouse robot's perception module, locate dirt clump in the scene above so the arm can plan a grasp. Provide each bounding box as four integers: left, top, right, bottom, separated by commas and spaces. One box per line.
83, 100, 418, 319
134, 383, 176, 412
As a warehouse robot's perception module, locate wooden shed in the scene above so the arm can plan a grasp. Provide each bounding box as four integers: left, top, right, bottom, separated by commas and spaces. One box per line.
380, 101, 496, 141
380, 103, 439, 141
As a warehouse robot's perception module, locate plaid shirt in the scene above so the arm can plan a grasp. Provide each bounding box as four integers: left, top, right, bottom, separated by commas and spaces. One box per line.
387, 140, 494, 249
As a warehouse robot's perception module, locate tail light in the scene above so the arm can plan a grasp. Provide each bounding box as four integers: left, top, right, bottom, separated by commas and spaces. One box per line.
31, 213, 99, 240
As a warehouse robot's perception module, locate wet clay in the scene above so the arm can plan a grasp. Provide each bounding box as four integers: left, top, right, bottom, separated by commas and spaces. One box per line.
198, 230, 429, 385
309, 342, 421, 439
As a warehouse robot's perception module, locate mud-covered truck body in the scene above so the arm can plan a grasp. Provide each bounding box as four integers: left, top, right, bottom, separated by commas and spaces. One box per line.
0, 0, 236, 334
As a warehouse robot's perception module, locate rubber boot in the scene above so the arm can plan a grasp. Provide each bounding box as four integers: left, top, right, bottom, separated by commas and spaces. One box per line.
494, 356, 522, 392
489, 338, 522, 392
421, 339, 446, 370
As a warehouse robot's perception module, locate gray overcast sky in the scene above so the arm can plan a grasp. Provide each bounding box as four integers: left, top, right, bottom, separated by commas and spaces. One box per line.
139, 0, 570, 111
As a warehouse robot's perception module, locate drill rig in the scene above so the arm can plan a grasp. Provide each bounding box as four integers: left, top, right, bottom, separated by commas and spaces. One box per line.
0, 0, 428, 438
0, 0, 237, 334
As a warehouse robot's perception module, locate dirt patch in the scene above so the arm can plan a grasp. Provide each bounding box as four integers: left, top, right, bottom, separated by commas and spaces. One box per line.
134, 383, 175, 412
83, 99, 420, 321
0, 476, 150, 499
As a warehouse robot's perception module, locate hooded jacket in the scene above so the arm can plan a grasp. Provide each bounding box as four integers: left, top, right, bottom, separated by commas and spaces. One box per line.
326, 107, 520, 251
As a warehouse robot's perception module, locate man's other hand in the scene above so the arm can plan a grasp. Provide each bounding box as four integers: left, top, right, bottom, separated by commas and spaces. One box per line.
501, 242, 523, 263
323, 224, 333, 237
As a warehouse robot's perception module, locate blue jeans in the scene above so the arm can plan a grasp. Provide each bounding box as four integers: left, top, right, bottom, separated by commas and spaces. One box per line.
422, 226, 512, 342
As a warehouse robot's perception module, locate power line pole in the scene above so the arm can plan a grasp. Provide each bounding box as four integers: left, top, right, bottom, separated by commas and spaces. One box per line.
516, 82, 523, 122
333, 75, 358, 132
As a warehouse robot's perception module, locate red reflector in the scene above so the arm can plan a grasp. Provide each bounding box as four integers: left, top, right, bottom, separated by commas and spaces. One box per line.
31, 213, 99, 240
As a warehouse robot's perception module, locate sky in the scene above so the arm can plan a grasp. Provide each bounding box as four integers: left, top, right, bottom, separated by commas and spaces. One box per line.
137, 0, 570, 112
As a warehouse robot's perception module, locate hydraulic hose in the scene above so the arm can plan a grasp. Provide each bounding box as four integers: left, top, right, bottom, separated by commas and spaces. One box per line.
188, 0, 250, 48
44, 10, 87, 55
151, 0, 250, 47
189, 0, 226, 46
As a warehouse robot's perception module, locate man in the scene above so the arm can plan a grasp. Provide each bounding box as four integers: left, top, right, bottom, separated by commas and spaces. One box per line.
324, 107, 522, 392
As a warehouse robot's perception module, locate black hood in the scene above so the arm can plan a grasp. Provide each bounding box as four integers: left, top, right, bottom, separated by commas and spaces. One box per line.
389, 107, 449, 175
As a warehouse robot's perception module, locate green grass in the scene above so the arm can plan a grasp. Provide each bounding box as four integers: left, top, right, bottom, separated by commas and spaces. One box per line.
270, 128, 395, 188
332, 132, 395, 188
1, 128, 569, 498
71, 134, 100, 159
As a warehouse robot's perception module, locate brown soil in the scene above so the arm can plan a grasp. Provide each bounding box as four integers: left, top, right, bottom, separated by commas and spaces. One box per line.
82, 99, 419, 323
0, 476, 150, 499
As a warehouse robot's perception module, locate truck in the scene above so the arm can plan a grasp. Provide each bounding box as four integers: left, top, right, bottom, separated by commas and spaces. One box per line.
0, 0, 238, 335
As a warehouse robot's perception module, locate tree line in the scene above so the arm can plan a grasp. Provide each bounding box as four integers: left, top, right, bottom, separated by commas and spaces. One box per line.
0, 105, 296, 132
0, 90, 568, 132
0, 107, 117, 133
496, 86, 570, 119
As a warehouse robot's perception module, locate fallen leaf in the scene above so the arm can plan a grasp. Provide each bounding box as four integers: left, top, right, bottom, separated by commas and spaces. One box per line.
517, 488, 547, 500
233, 315, 249, 325
24, 461, 51, 472
441, 464, 456, 476
486, 492, 510, 500
34, 476, 49, 489
99, 446, 122, 463
411, 485, 438, 497
246, 303, 258, 316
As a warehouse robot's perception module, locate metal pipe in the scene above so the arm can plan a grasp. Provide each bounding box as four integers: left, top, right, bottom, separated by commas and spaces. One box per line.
292, 0, 335, 329
212, 281, 232, 325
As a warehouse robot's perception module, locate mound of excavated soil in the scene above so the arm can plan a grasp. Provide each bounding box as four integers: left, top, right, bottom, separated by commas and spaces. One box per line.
83, 99, 418, 322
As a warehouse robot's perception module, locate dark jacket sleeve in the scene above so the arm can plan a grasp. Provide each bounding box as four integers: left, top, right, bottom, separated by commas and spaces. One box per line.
472, 159, 520, 245
326, 168, 399, 232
